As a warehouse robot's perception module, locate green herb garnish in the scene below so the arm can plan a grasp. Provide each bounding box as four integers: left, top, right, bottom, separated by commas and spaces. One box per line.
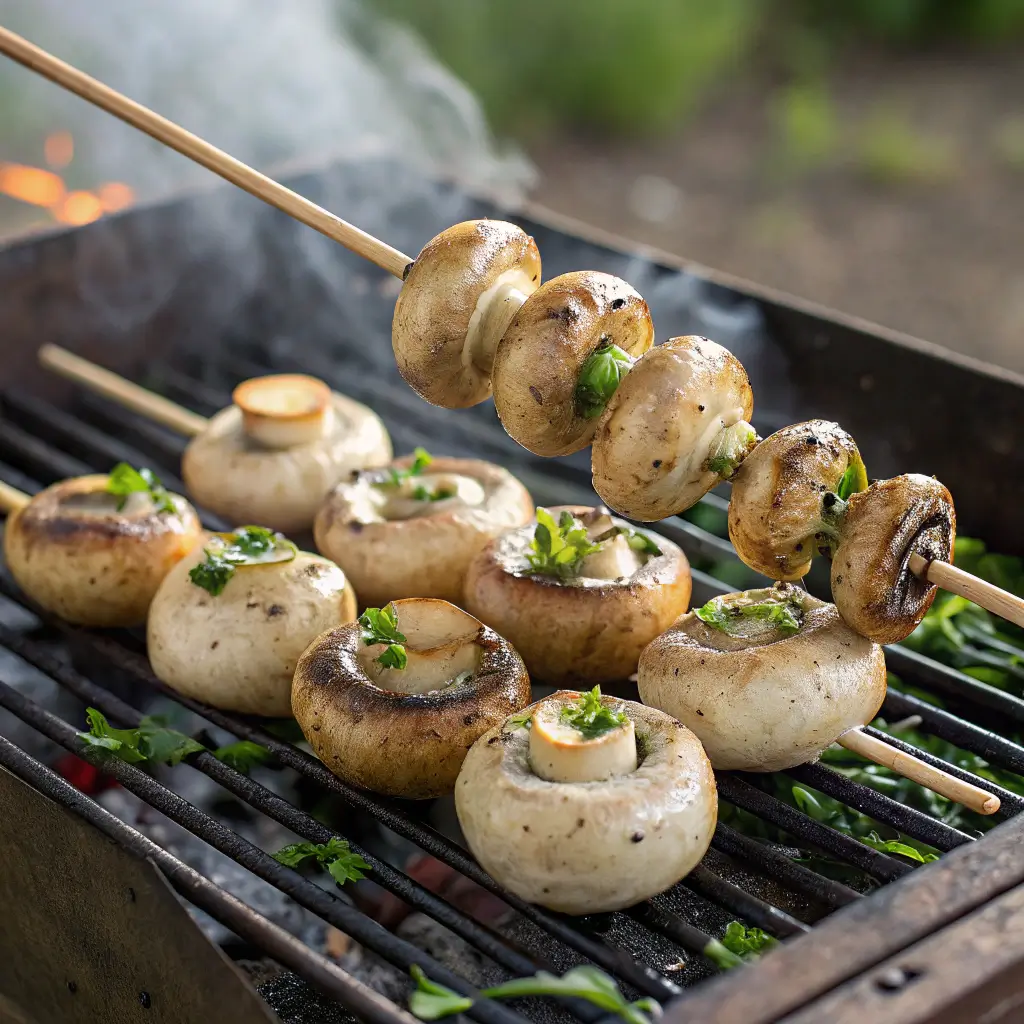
616, 526, 662, 557
214, 740, 273, 774
504, 709, 535, 732
526, 507, 601, 578
575, 339, 635, 420
702, 922, 778, 969
359, 603, 408, 669
835, 454, 868, 501
705, 422, 758, 478
77, 708, 205, 766
695, 591, 803, 636
188, 525, 297, 597
271, 837, 370, 886
411, 483, 455, 502
560, 685, 628, 740
384, 447, 433, 487
409, 964, 660, 1024
861, 830, 939, 864
106, 462, 176, 515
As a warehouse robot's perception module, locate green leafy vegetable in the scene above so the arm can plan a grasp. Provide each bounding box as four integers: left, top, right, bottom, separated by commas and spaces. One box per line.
526, 507, 601, 578
720, 921, 778, 959
616, 526, 662, 557
701, 940, 745, 971
106, 462, 176, 515
411, 484, 455, 502
188, 526, 297, 597
695, 592, 803, 636
384, 447, 434, 487
77, 708, 205, 766
408, 964, 661, 1024
560, 685, 628, 740
504, 709, 534, 732
359, 603, 408, 670
835, 455, 868, 501
705, 422, 758, 478
214, 740, 272, 773
575, 339, 635, 419
271, 836, 370, 886
860, 831, 938, 864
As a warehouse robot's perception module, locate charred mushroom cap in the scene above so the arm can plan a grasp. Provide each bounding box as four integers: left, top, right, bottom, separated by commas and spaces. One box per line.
182, 382, 392, 534
491, 272, 654, 457
831, 474, 955, 645
462, 506, 691, 686
638, 586, 886, 772
591, 336, 754, 521
3, 474, 201, 627
455, 695, 717, 914
147, 543, 356, 716
314, 456, 533, 607
291, 599, 531, 799
393, 221, 542, 408
729, 420, 866, 581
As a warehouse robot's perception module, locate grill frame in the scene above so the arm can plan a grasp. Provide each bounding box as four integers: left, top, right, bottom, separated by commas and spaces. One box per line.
2, 161, 1024, 1024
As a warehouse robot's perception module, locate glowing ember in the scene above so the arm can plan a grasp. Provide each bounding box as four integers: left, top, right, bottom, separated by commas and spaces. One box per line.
44, 131, 74, 169
54, 191, 105, 226
97, 182, 135, 213
0, 163, 65, 208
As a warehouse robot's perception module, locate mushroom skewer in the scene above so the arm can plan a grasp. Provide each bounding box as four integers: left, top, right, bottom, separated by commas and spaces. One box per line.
638, 584, 1000, 816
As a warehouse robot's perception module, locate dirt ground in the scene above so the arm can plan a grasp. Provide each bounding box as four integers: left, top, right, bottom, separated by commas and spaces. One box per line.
529, 49, 1024, 376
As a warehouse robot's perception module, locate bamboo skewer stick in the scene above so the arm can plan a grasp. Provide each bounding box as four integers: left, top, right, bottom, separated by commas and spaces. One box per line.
838, 727, 999, 816
39, 345, 208, 437
910, 552, 1024, 631
0, 481, 30, 515
0, 26, 413, 279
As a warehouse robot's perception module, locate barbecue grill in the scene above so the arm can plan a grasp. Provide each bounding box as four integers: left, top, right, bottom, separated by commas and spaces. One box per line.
2, 156, 1024, 1024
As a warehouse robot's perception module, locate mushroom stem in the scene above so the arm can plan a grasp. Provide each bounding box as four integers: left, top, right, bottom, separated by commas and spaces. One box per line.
464, 271, 534, 375
706, 419, 758, 479
233, 375, 335, 450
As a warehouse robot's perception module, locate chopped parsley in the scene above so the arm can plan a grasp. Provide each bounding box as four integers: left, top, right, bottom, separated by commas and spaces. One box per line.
106, 462, 176, 515
383, 447, 433, 487
213, 740, 273, 774
616, 526, 662, 557
575, 339, 635, 420
77, 707, 205, 766
504, 708, 535, 732
705, 422, 758, 479
526, 507, 601, 578
695, 591, 803, 636
271, 837, 370, 886
188, 525, 297, 597
411, 483, 455, 502
835, 454, 868, 501
560, 685, 628, 740
359, 603, 408, 669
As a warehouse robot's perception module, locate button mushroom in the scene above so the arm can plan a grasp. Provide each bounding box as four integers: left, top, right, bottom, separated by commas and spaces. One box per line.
182, 373, 392, 533
291, 598, 531, 799
455, 688, 717, 914
462, 506, 691, 686
2, 465, 201, 627
313, 448, 533, 607
147, 525, 356, 716
591, 336, 755, 521
728, 420, 868, 581
393, 220, 541, 408
831, 474, 955, 645
638, 584, 886, 772
491, 272, 654, 456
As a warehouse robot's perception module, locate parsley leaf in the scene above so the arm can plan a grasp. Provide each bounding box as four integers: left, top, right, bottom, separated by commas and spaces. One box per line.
695, 592, 803, 636
575, 340, 635, 419
271, 837, 370, 885
384, 447, 434, 487
77, 708, 204, 766
617, 526, 662, 557
504, 709, 535, 732
359, 604, 408, 670
188, 526, 297, 597
526, 508, 602, 578
214, 740, 272, 774
705, 422, 758, 479
835, 454, 868, 502
560, 686, 628, 740
409, 966, 474, 1021
412, 483, 455, 502
720, 921, 778, 959
860, 830, 939, 863
106, 462, 176, 515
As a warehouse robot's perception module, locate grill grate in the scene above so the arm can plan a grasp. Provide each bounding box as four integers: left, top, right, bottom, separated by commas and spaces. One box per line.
2, 340, 1024, 1023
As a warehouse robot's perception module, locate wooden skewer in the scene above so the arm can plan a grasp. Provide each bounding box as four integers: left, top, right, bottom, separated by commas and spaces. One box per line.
0, 480, 31, 514
0, 26, 413, 279
39, 344, 209, 437
910, 552, 1024, 631
838, 727, 999, 816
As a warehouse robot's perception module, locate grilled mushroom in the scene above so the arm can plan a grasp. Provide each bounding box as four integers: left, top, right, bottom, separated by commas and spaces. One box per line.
638, 584, 886, 771
393, 221, 541, 408
831, 474, 955, 645
462, 506, 691, 686
182, 374, 392, 533
147, 526, 356, 716
728, 420, 868, 581
314, 451, 533, 606
455, 690, 717, 914
491, 272, 654, 456
291, 599, 531, 799
3, 469, 201, 628
591, 336, 755, 521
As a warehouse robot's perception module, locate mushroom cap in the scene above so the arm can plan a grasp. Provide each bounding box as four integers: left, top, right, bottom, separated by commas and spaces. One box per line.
832, 474, 955, 645
592, 336, 754, 521
638, 587, 887, 772
455, 695, 717, 914
182, 391, 392, 533
491, 272, 654, 457
314, 456, 534, 607
291, 599, 531, 799
462, 507, 691, 686
729, 420, 865, 580
393, 220, 541, 408
147, 542, 356, 716
2, 474, 201, 627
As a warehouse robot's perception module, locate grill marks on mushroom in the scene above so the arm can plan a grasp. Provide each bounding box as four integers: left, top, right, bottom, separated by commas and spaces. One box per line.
638, 585, 887, 772
3, 473, 201, 627
292, 599, 531, 799
455, 693, 716, 914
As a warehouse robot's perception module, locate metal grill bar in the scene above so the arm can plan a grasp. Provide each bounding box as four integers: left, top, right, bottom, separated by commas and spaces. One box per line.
683, 866, 809, 938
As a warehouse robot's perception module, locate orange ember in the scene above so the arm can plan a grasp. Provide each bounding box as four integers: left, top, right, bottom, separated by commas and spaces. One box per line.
54, 191, 105, 226
44, 131, 74, 169
0, 163, 65, 208
97, 182, 135, 213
